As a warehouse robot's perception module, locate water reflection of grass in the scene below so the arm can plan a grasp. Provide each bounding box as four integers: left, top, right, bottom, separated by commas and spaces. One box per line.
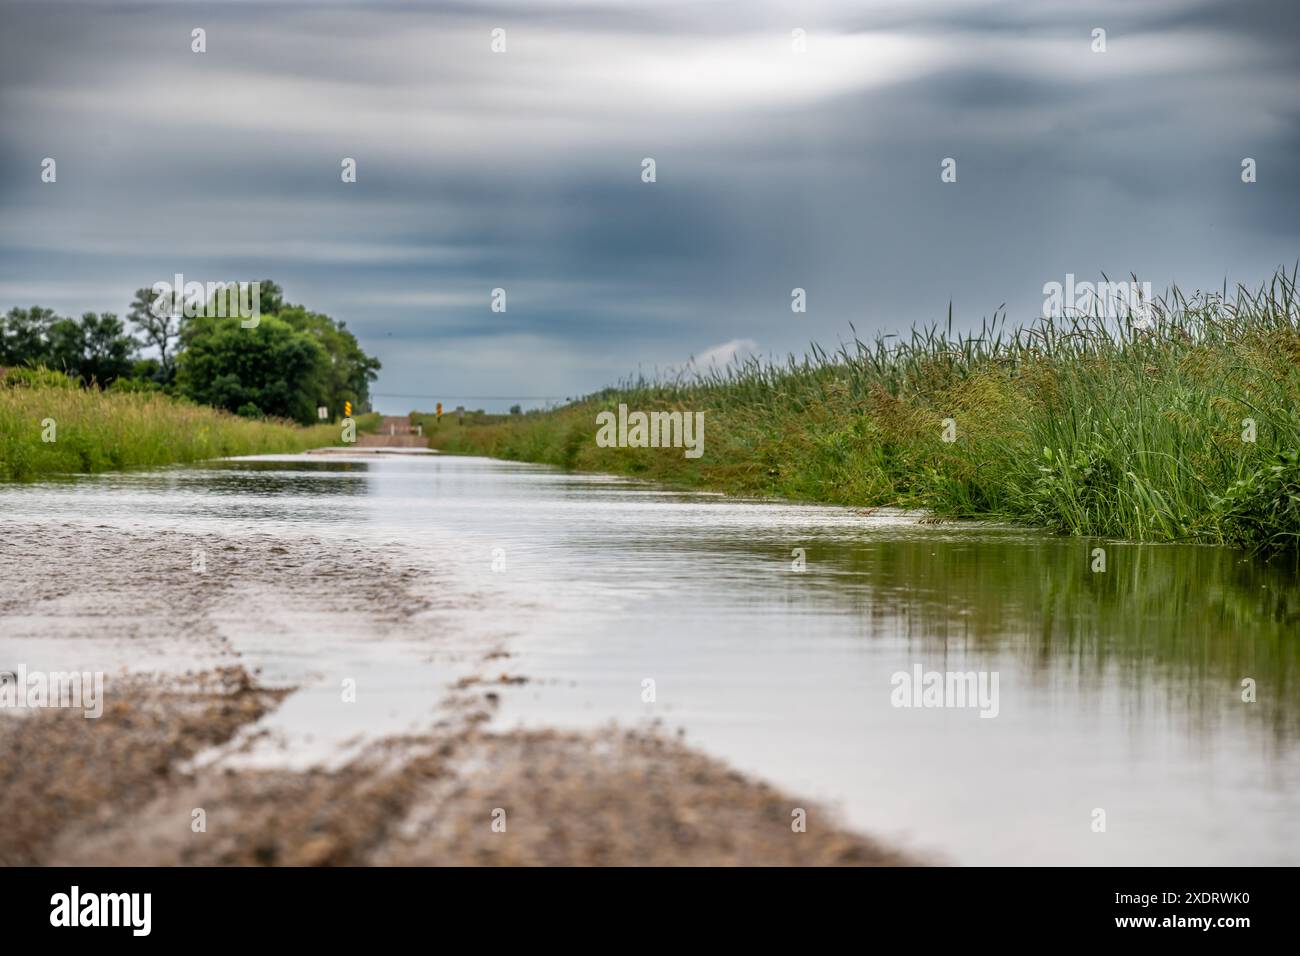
420, 268, 1300, 553
801, 533, 1300, 743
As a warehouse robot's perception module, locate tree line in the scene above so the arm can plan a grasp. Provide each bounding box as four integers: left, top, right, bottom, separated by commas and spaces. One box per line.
0, 281, 380, 425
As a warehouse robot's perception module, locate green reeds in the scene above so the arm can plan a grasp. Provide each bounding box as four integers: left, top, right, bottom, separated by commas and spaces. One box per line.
421, 267, 1300, 552
0, 379, 368, 479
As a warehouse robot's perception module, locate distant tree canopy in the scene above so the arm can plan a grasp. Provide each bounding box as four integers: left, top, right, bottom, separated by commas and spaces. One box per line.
126, 287, 181, 382
0, 307, 136, 386
271, 303, 381, 423
0, 281, 380, 425
175, 315, 324, 424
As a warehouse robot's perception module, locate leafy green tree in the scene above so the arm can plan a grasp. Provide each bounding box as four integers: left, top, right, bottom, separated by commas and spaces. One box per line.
82, 313, 136, 385
255, 279, 285, 318
276, 304, 381, 415
176, 314, 327, 424
45, 316, 85, 377
126, 286, 181, 383
4, 281, 379, 418
6, 309, 134, 385
0, 306, 59, 366
61, 312, 135, 385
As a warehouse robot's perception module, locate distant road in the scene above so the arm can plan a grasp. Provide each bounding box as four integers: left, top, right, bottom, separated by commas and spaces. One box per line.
356, 416, 429, 449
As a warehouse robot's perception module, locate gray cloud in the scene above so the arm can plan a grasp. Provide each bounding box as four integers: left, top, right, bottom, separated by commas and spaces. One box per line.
2, 0, 1297, 411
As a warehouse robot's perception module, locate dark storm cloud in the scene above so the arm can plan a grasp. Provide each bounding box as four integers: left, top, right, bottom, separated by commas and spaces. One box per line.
1, 0, 1297, 410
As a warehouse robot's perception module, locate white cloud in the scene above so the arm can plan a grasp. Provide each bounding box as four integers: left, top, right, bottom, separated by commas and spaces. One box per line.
678, 337, 759, 373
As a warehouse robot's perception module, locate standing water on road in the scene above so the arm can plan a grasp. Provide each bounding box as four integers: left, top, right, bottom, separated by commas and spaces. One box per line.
2, 453, 1297, 865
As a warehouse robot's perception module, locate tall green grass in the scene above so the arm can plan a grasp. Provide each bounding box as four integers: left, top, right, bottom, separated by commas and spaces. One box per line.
419, 268, 1300, 552
1, 370, 374, 479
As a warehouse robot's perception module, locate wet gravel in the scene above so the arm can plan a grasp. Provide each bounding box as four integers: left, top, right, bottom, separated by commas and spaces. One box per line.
0, 520, 916, 866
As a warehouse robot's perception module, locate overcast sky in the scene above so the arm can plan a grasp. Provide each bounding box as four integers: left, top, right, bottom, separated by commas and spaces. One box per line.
2, 0, 1297, 412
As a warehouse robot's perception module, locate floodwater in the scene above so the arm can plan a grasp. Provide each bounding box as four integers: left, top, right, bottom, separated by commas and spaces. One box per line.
2, 453, 1297, 865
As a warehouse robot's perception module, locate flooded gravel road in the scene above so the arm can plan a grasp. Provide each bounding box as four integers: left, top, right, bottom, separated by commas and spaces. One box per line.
2, 453, 1298, 865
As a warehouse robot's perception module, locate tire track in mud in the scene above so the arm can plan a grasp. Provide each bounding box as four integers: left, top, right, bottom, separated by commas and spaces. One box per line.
1, 520, 921, 865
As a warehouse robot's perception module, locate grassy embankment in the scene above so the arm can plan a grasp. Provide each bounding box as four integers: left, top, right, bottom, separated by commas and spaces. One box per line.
0, 368, 379, 480
416, 269, 1300, 552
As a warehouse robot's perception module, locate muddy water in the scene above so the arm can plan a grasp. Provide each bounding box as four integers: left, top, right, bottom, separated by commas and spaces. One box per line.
2, 453, 1297, 865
